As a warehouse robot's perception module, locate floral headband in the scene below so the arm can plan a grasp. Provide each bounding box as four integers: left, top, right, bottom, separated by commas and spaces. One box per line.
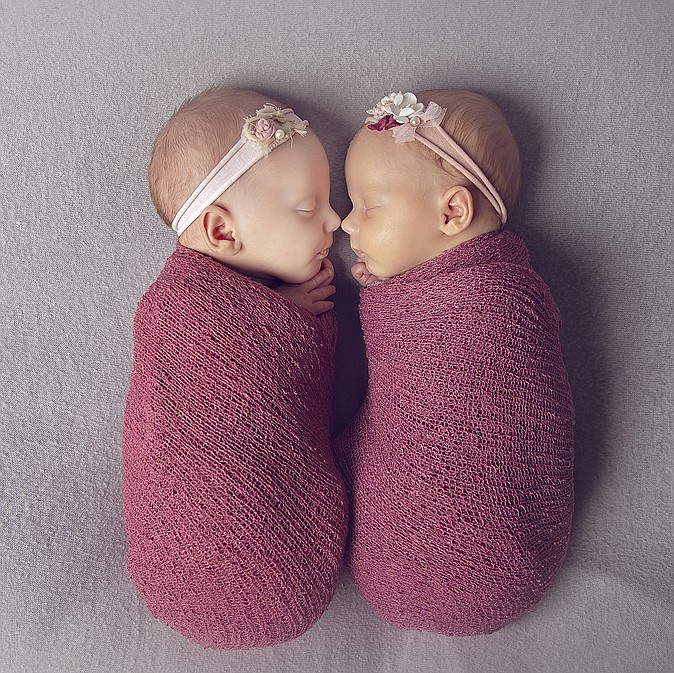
366, 92, 507, 224
172, 104, 308, 236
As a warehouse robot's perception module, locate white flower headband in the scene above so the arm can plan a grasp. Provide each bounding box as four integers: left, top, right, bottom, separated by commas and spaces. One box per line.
172, 104, 308, 236
366, 92, 507, 224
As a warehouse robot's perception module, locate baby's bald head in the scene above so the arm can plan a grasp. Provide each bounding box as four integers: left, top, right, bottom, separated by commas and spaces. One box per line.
148, 87, 282, 227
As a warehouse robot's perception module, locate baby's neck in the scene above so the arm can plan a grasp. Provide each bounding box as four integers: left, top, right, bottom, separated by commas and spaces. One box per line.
249, 274, 280, 288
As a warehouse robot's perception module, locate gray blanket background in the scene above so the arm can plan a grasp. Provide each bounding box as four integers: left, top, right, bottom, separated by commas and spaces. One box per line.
1, 1, 672, 671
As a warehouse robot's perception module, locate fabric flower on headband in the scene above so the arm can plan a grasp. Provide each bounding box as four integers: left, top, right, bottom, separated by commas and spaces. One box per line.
366, 92, 446, 143
242, 104, 308, 154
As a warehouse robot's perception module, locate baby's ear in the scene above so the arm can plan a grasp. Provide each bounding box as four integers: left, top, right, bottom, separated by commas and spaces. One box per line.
439, 186, 474, 236
199, 205, 241, 256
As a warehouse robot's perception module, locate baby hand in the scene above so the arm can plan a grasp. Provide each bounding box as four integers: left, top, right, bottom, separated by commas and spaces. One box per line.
351, 261, 384, 287
276, 258, 336, 315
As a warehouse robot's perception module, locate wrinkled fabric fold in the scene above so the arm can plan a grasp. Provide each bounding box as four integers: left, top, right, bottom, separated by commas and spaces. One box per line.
336, 229, 574, 636
123, 243, 347, 649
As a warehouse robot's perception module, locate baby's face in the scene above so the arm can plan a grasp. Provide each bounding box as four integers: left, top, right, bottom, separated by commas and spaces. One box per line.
230, 132, 340, 284
342, 129, 448, 280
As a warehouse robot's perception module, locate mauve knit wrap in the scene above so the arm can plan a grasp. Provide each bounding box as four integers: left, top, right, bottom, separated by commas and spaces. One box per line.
123, 244, 348, 649
336, 230, 575, 636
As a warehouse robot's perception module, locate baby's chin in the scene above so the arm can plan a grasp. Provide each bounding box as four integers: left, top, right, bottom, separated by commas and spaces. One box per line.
362, 259, 390, 282
277, 258, 323, 285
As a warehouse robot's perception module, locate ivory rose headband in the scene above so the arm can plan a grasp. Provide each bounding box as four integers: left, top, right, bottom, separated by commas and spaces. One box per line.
171, 104, 309, 236
366, 92, 507, 224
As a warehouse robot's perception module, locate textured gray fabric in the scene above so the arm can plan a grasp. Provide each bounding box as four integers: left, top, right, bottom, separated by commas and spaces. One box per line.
1, 0, 673, 671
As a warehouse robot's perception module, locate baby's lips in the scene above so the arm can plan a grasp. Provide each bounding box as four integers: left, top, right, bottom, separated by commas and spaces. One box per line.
316, 239, 334, 259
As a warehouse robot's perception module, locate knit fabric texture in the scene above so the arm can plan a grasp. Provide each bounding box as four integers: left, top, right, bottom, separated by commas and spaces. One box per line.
122, 243, 348, 649
335, 229, 575, 636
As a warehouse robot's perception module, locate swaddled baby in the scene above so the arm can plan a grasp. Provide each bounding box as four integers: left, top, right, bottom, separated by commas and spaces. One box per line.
122, 87, 347, 649
337, 90, 575, 635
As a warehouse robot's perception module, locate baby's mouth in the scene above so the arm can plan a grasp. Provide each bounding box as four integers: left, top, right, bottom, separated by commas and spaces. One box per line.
352, 247, 367, 261
316, 238, 334, 259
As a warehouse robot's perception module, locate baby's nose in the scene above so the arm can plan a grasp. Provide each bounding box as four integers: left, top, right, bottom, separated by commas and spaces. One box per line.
326, 207, 341, 232
341, 213, 355, 235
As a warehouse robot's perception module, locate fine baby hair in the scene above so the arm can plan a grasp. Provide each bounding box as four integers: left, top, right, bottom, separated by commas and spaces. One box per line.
416, 89, 520, 216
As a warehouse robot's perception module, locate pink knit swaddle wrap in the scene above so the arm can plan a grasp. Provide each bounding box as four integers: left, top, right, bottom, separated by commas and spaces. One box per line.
123, 244, 347, 649
336, 230, 575, 636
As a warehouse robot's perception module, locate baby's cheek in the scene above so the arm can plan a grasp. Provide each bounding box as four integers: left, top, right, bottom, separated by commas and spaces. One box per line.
300, 256, 323, 282
369, 228, 398, 261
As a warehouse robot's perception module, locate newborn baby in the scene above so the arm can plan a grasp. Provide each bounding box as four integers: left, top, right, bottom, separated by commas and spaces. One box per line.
337, 90, 575, 636
123, 87, 347, 649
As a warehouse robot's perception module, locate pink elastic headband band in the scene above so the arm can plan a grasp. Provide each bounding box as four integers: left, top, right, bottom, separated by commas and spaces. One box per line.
366, 93, 507, 224
172, 105, 309, 236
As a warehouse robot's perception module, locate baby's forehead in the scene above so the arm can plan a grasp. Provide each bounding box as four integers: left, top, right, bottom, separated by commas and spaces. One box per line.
347, 129, 418, 178
349, 127, 380, 152
259, 132, 325, 173
349, 128, 409, 161
239, 132, 328, 195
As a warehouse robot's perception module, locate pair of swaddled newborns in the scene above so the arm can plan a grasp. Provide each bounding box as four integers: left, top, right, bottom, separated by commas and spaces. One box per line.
122, 87, 575, 649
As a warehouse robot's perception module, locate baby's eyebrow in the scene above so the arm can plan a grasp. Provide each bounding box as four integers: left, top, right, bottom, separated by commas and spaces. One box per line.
294, 197, 318, 209
351, 187, 384, 199
355, 180, 385, 192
